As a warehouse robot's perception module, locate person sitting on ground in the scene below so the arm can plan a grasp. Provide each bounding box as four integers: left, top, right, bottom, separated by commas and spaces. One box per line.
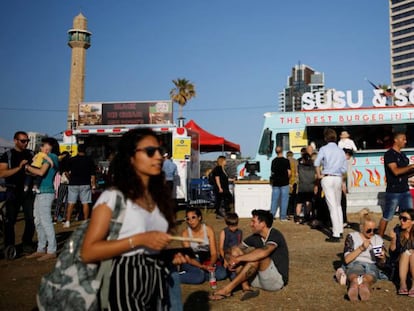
210, 209, 289, 301
178, 207, 227, 284
343, 209, 386, 301
219, 212, 243, 279
389, 209, 414, 296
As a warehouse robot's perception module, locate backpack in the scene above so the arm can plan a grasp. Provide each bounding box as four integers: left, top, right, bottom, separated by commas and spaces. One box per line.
37, 190, 126, 311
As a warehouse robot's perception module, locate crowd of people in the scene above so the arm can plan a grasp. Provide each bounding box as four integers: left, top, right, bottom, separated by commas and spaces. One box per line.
1, 127, 414, 308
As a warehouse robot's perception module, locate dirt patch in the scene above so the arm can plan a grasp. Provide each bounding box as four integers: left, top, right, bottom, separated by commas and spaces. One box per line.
0, 210, 413, 310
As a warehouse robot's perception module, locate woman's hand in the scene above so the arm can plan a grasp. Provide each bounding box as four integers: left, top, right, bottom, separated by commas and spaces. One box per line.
138, 231, 171, 251
389, 229, 396, 241
172, 253, 189, 265
360, 238, 370, 251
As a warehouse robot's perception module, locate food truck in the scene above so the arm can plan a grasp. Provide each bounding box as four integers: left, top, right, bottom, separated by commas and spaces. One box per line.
239, 88, 414, 195
61, 100, 200, 203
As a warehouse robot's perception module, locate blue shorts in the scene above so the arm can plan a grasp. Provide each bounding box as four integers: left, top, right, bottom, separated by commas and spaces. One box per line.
67, 185, 92, 204
345, 261, 378, 282
382, 191, 413, 221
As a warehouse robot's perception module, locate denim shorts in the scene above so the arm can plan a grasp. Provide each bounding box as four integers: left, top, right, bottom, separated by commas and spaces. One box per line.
382, 191, 413, 221
345, 261, 378, 282
67, 185, 92, 204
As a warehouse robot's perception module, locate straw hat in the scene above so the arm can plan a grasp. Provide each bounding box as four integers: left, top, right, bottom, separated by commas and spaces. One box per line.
340, 131, 350, 139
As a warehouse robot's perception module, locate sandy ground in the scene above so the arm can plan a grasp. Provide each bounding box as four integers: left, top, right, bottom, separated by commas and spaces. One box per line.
0, 209, 413, 311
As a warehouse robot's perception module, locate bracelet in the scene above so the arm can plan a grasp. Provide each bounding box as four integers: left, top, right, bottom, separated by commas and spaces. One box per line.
128, 237, 135, 249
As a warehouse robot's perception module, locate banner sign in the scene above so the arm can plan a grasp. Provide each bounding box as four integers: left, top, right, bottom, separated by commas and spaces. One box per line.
78, 101, 172, 126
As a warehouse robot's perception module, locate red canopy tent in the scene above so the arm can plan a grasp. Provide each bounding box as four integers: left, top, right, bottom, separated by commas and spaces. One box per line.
184, 120, 241, 153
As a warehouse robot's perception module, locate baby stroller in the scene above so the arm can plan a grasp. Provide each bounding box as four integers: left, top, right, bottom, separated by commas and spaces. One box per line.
0, 183, 17, 260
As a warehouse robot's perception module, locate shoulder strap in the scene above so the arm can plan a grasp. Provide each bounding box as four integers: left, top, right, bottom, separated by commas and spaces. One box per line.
6, 149, 12, 168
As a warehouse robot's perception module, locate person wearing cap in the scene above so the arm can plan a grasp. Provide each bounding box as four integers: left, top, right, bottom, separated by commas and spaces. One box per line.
338, 131, 357, 152
162, 152, 177, 196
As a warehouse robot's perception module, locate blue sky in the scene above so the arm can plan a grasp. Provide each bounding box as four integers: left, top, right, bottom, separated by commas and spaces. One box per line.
0, 0, 390, 158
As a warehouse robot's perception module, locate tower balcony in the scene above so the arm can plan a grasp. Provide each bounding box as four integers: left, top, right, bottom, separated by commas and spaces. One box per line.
67, 29, 92, 48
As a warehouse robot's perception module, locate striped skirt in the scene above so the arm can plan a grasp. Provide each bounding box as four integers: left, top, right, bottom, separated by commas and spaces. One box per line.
108, 254, 169, 311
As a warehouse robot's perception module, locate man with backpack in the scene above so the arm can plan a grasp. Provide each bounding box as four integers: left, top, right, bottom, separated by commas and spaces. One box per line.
0, 131, 35, 254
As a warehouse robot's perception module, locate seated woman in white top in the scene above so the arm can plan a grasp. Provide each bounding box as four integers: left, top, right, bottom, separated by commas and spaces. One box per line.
343, 209, 386, 301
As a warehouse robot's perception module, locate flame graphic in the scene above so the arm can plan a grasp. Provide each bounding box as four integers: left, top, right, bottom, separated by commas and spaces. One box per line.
352, 169, 363, 187
366, 168, 381, 186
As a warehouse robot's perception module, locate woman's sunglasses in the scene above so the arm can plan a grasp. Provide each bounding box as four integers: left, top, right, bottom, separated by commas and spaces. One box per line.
185, 215, 198, 221
135, 146, 165, 157
365, 228, 375, 234
399, 215, 412, 222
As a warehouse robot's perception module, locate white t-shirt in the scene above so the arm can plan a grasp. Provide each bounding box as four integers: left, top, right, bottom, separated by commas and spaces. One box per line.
338, 138, 357, 151
94, 189, 169, 256
344, 231, 383, 264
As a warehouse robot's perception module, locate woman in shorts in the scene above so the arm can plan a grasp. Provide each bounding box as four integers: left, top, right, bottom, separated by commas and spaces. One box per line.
343, 209, 386, 301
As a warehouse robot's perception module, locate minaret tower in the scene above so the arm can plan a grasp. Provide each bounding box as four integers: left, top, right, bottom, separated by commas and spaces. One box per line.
67, 13, 91, 129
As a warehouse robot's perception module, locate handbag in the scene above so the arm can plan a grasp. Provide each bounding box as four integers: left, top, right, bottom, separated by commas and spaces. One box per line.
37, 190, 126, 311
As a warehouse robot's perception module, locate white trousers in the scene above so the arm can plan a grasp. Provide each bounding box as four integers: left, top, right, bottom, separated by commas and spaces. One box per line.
321, 176, 343, 238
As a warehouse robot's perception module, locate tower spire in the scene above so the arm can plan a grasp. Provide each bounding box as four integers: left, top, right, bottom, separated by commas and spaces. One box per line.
67, 13, 92, 129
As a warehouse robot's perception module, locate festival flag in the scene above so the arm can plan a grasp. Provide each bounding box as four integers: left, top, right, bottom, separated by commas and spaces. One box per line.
366, 79, 393, 97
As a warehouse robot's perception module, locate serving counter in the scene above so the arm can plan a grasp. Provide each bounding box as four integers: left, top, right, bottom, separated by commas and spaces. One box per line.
233, 180, 272, 218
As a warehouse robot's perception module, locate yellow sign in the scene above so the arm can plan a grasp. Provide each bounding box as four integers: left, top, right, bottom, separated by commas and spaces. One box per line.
59, 144, 78, 156
289, 130, 307, 153
173, 138, 191, 160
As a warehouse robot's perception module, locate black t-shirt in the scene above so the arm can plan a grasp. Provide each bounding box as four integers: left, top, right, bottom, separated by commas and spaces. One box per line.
212, 165, 229, 191
243, 228, 289, 285
384, 148, 410, 193
0, 148, 34, 189
271, 157, 290, 187
68, 154, 95, 185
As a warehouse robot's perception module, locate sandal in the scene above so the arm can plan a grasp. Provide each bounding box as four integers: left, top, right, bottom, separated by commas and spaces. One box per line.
209, 292, 232, 301
398, 288, 409, 295
240, 289, 260, 301
359, 283, 371, 301
408, 288, 414, 297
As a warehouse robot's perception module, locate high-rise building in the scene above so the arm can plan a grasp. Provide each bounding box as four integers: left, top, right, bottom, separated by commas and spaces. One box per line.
389, 0, 414, 89
67, 13, 92, 129
278, 64, 325, 112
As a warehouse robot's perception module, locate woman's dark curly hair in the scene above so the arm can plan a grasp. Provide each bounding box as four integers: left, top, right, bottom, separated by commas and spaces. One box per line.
109, 128, 175, 230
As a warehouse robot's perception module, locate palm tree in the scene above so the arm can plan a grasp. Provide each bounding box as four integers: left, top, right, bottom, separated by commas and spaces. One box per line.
170, 78, 196, 119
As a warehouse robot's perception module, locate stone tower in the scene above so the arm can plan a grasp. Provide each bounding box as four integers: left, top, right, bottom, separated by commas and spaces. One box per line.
67, 13, 91, 129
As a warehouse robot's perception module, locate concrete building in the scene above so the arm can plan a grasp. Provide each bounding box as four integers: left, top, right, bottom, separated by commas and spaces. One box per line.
278, 64, 325, 112
67, 13, 92, 129
390, 0, 414, 89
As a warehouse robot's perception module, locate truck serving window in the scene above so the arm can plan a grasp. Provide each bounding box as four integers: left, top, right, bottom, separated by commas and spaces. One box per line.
276, 133, 289, 152
306, 124, 414, 150
258, 128, 273, 158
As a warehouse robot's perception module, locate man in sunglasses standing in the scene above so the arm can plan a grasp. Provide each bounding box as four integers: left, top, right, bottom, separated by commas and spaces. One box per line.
378, 132, 414, 237
0, 131, 36, 254
63, 144, 96, 228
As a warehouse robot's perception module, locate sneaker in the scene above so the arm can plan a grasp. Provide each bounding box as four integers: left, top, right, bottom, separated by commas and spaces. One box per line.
325, 236, 341, 243
63, 221, 70, 228
280, 218, 289, 222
